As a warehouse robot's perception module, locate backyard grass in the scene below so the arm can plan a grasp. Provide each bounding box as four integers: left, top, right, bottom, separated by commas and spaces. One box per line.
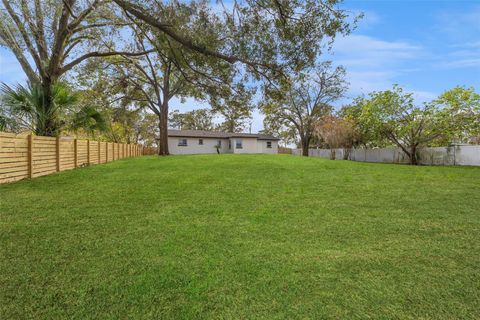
1, 154, 479, 319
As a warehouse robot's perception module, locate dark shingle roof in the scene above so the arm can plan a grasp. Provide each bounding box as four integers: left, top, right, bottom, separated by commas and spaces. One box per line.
168, 129, 279, 140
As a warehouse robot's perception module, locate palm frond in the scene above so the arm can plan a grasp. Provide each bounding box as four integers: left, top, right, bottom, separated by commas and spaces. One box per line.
71, 106, 107, 134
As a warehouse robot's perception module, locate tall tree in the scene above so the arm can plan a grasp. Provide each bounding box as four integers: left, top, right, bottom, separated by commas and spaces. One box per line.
261, 62, 348, 156
0, 0, 146, 135
352, 86, 443, 165
113, 1, 238, 154
113, 0, 357, 144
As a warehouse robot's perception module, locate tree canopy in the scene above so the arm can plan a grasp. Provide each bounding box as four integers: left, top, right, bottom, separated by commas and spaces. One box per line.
341, 85, 480, 165
261, 62, 348, 156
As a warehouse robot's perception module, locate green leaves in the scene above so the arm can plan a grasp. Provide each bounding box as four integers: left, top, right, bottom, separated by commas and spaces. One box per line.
433, 86, 480, 144
70, 106, 107, 135
344, 85, 480, 164
260, 62, 347, 149
0, 81, 106, 136
169, 109, 215, 131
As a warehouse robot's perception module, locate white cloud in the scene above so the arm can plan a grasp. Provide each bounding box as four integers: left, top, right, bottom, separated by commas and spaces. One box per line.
435, 5, 480, 40
441, 41, 480, 69
443, 58, 480, 69
333, 34, 424, 67
329, 34, 429, 100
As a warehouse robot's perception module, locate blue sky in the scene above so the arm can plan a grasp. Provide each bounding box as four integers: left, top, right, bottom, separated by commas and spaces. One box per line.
333, 0, 480, 103
1, 0, 479, 131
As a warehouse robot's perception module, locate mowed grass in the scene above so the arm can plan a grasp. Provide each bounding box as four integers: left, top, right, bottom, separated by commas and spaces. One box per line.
1, 155, 479, 319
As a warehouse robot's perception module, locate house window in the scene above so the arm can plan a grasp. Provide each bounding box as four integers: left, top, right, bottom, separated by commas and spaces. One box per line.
217, 140, 222, 147
236, 139, 243, 149
266, 141, 272, 148
178, 138, 187, 146
228, 140, 231, 149
199, 139, 203, 145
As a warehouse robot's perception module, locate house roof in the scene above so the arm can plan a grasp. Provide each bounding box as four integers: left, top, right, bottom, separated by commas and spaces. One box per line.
168, 129, 280, 140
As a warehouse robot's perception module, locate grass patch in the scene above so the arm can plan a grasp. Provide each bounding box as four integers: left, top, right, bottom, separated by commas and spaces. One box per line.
1, 154, 479, 319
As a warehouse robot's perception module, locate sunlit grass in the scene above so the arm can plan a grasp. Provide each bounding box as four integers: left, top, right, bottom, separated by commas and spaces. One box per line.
1, 155, 479, 319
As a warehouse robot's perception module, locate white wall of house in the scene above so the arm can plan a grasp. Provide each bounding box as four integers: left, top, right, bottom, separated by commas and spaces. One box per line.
231, 137, 258, 154
168, 137, 231, 155
257, 140, 278, 154
168, 136, 279, 155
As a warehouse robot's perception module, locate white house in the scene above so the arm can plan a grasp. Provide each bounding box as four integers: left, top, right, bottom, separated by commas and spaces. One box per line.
168, 130, 279, 155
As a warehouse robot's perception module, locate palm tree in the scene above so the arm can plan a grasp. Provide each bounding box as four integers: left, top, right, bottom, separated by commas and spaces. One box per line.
0, 82, 105, 136
70, 105, 107, 136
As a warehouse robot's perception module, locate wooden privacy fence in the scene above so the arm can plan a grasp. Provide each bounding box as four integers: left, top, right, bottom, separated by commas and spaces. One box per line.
0, 131, 153, 184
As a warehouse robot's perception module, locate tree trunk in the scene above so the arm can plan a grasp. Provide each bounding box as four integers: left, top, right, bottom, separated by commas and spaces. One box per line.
158, 101, 169, 156
301, 136, 310, 156
330, 149, 336, 160
38, 78, 58, 136
409, 145, 418, 165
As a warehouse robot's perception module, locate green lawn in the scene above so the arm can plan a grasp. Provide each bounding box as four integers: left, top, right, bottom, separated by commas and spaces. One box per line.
1, 155, 479, 319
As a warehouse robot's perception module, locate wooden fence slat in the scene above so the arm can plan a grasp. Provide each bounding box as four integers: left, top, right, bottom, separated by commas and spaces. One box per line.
74, 139, 78, 168
1, 132, 150, 183
56, 136, 60, 172
28, 134, 33, 178
87, 140, 90, 165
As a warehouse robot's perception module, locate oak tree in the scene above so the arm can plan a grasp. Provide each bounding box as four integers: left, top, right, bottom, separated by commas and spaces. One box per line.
261, 62, 348, 156
0, 0, 146, 135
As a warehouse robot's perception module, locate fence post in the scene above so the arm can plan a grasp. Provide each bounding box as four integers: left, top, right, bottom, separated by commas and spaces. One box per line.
105, 142, 109, 162
74, 139, 78, 168
27, 134, 33, 178
98, 141, 101, 164
55, 137, 60, 172
113, 143, 115, 161
87, 139, 90, 165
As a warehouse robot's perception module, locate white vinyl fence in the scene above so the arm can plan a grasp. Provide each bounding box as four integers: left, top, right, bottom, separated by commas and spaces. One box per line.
292, 145, 480, 166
